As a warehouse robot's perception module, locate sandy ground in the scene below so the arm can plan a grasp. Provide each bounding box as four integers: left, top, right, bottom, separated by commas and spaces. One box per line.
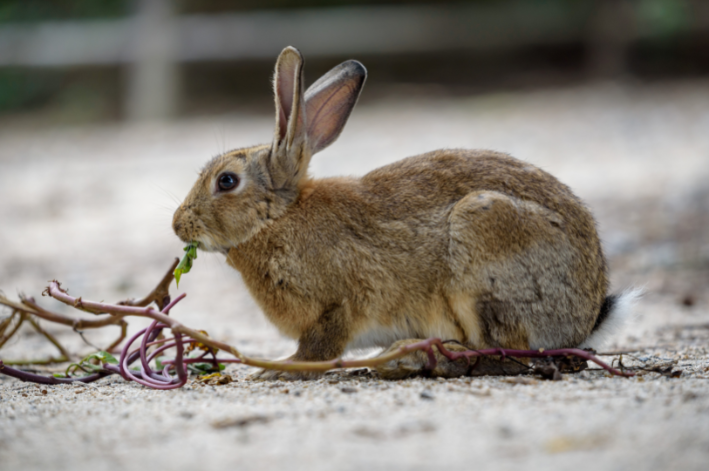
1, 80, 709, 470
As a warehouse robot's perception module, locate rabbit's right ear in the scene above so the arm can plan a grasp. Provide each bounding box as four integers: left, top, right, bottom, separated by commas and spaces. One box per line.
304, 60, 367, 154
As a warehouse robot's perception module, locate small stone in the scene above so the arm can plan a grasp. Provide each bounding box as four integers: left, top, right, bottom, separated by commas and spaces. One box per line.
683, 391, 699, 402
216, 375, 233, 385
352, 426, 383, 438
420, 389, 435, 400
347, 368, 371, 377
212, 414, 270, 429
502, 377, 537, 385
681, 294, 695, 307
498, 425, 514, 438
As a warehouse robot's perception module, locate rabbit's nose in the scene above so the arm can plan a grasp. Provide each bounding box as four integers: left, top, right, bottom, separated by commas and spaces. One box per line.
172, 206, 185, 235
172, 213, 183, 234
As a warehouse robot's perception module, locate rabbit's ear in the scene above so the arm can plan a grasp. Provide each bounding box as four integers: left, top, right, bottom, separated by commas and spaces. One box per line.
270, 46, 307, 189
272, 46, 305, 148
304, 60, 367, 154
269, 49, 366, 190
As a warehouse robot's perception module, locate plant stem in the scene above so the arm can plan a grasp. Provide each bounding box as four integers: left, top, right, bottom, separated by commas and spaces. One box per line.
26, 316, 73, 360
0, 261, 636, 388
2, 356, 68, 366
0, 312, 25, 350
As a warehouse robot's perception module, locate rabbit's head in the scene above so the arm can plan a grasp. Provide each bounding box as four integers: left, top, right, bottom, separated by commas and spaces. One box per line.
173, 47, 366, 252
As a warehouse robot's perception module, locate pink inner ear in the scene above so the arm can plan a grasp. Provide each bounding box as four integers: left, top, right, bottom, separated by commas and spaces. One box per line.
307, 82, 357, 153
276, 58, 298, 140
277, 101, 288, 140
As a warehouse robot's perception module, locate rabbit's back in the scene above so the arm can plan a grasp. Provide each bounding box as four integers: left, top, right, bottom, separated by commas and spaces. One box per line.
360, 149, 608, 349
361, 149, 581, 224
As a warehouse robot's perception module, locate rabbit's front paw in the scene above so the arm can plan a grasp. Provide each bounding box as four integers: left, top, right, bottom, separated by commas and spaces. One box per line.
376, 339, 471, 380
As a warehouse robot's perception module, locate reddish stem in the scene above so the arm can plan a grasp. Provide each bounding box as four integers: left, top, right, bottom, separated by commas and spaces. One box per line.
1, 277, 636, 390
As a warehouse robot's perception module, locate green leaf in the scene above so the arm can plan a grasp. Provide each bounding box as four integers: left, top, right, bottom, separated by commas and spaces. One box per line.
174, 241, 199, 288
64, 363, 82, 377
187, 362, 223, 374
61, 351, 118, 378
53, 373, 67, 378
90, 351, 118, 365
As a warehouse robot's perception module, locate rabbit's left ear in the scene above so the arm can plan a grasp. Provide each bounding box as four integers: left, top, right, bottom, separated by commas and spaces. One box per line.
270, 46, 307, 189
272, 46, 305, 152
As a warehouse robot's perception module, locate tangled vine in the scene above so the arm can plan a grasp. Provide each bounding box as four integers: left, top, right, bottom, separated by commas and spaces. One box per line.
0, 259, 633, 389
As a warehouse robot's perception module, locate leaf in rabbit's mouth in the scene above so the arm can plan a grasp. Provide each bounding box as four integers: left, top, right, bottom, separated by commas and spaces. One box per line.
174, 241, 199, 288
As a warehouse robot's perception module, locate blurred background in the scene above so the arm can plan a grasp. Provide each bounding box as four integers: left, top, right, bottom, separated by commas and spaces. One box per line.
2, 2, 709, 469
1, 0, 709, 124
0, 0, 708, 358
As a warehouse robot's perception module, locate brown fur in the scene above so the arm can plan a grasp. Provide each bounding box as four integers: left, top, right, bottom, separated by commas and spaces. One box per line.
172, 47, 608, 380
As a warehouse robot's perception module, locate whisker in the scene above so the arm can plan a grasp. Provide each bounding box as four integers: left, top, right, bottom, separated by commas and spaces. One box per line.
152, 185, 182, 207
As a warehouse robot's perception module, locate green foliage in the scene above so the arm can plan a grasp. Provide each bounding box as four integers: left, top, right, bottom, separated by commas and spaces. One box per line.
155, 356, 167, 371
0, 70, 52, 111
636, 0, 689, 38
187, 362, 225, 375
180, 0, 502, 14
53, 351, 118, 378
0, 0, 128, 24
154, 354, 225, 375
174, 242, 199, 288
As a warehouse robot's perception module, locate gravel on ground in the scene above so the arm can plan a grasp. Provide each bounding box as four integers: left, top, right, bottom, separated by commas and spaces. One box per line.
1, 80, 709, 471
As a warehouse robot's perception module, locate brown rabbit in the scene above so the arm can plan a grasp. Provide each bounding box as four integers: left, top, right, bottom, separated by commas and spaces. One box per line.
173, 46, 635, 380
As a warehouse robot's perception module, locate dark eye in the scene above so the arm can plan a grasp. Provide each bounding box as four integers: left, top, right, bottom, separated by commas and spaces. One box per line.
217, 172, 239, 192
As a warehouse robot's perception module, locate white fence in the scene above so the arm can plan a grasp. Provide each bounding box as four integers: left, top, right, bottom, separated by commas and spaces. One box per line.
1, 0, 706, 119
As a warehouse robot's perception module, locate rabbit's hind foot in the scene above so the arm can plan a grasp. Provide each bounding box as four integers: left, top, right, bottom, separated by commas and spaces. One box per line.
375, 339, 530, 379
247, 363, 323, 382
375, 339, 472, 380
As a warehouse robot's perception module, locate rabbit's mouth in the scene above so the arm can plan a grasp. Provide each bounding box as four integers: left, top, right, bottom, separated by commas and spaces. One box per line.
193, 234, 230, 255
202, 245, 230, 256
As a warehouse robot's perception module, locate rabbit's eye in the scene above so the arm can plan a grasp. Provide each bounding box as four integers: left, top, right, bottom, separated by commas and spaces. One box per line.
217, 172, 239, 192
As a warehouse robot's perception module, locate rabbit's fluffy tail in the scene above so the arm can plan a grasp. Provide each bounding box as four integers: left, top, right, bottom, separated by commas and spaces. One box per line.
578, 288, 643, 350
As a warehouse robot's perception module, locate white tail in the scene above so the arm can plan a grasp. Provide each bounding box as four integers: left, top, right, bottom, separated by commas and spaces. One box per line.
579, 288, 643, 350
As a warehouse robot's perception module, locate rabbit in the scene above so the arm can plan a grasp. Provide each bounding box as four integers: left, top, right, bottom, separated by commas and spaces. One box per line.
172, 46, 635, 381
